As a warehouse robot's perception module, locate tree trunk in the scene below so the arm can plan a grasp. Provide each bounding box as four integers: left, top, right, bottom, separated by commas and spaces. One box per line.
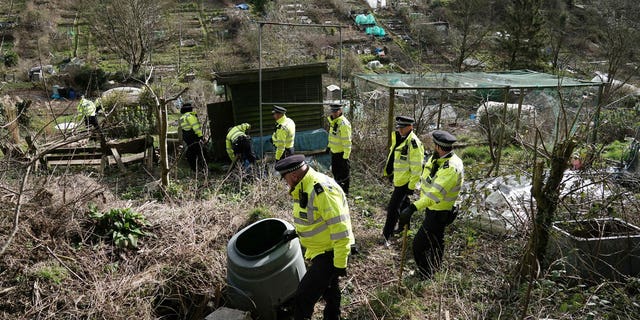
518, 139, 576, 281
157, 102, 169, 187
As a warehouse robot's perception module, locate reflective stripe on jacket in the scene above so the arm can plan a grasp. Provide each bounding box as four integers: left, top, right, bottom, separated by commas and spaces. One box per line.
226, 123, 250, 161
414, 152, 464, 211
179, 112, 203, 138
327, 115, 352, 159
383, 130, 424, 190
291, 168, 354, 269
272, 115, 295, 159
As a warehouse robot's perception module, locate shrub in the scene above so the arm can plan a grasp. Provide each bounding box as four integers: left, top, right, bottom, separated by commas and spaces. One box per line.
2, 50, 18, 67
89, 206, 152, 249
602, 140, 629, 162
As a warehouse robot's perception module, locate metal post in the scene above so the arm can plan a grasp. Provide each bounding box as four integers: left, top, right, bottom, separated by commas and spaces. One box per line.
339, 27, 343, 102
259, 23, 264, 157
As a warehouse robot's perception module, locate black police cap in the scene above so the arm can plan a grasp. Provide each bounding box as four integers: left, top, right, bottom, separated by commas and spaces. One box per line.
431, 130, 457, 147
395, 116, 415, 128
274, 154, 306, 176
272, 105, 287, 114
330, 103, 342, 112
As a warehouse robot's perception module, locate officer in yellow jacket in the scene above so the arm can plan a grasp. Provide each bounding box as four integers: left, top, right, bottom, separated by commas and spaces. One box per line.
276, 154, 354, 320
326, 103, 352, 194
382, 116, 424, 245
271, 105, 296, 161
226, 123, 256, 169
76, 96, 102, 139
399, 130, 464, 279
179, 101, 205, 172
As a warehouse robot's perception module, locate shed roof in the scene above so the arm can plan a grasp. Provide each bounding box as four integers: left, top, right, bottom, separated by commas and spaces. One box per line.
354, 70, 603, 90
214, 62, 328, 85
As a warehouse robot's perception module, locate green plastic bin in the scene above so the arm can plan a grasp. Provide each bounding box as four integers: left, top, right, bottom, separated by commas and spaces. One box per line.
226, 218, 306, 320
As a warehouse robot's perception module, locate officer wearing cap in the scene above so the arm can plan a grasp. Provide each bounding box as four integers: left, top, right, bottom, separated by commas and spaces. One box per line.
399, 129, 464, 279
225, 123, 256, 169
275, 155, 354, 320
179, 100, 205, 171
271, 105, 296, 161
381, 116, 425, 245
326, 103, 352, 194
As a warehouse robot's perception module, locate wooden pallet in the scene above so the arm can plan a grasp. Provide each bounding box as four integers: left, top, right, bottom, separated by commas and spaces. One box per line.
43, 136, 154, 172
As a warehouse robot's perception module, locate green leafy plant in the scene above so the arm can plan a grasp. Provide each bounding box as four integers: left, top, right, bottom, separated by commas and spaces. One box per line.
33, 263, 68, 284
90, 206, 152, 249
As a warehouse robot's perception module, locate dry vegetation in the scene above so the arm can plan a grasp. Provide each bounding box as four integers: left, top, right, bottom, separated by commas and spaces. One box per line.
2, 90, 640, 319
2, 0, 640, 319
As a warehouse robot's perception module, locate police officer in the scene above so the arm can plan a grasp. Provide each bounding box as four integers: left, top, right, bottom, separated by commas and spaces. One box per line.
326, 103, 352, 194
276, 154, 354, 320
272, 105, 296, 161
382, 116, 424, 245
399, 130, 464, 279
179, 101, 205, 172
77, 95, 101, 138
225, 123, 256, 169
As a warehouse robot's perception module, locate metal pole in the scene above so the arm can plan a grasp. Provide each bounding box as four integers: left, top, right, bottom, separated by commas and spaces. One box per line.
259, 23, 264, 157
339, 27, 343, 102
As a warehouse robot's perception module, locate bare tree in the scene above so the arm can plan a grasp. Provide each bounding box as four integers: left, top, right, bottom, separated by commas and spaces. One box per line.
78, 0, 167, 76
500, 0, 547, 70
594, 0, 640, 104
516, 86, 586, 281
446, 0, 493, 72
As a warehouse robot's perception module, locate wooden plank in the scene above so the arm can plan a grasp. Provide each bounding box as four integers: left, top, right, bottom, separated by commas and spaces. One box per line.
44, 153, 105, 161
47, 152, 146, 167
110, 147, 126, 171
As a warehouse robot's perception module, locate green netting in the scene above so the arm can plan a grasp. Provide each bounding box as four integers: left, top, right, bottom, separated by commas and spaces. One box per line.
354, 70, 603, 90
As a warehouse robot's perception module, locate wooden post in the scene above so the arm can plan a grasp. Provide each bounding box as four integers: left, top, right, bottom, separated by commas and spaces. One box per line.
387, 87, 395, 149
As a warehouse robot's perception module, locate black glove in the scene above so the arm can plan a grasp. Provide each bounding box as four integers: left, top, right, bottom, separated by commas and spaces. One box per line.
268, 137, 273, 144
282, 229, 298, 242
334, 266, 347, 277
399, 204, 417, 230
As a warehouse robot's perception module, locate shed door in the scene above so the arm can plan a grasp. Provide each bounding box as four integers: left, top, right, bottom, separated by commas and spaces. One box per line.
207, 101, 234, 162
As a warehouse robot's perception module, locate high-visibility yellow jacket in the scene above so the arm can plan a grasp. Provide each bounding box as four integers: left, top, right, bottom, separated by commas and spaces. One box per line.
414, 152, 464, 211
383, 130, 424, 190
272, 115, 295, 160
327, 115, 352, 159
179, 112, 203, 138
226, 123, 250, 161
77, 98, 96, 117
290, 168, 354, 269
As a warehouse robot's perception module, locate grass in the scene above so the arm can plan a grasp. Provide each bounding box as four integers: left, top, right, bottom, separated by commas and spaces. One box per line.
32, 262, 68, 285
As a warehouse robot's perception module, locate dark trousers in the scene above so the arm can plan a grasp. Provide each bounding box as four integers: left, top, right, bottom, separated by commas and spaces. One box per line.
183, 130, 204, 171
232, 136, 256, 165
413, 209, 449, 279
84, 116, 102, 139
294, 252, 341, 320
331, 152, 350, 194
383, 184, 411, 240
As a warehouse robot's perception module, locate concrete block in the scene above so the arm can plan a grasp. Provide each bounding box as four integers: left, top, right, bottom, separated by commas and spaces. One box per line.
205, 307, 252, 320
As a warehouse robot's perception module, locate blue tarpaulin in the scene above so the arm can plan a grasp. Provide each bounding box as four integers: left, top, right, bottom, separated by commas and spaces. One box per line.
235, 3, 249, 10
252, 129, 331, 169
